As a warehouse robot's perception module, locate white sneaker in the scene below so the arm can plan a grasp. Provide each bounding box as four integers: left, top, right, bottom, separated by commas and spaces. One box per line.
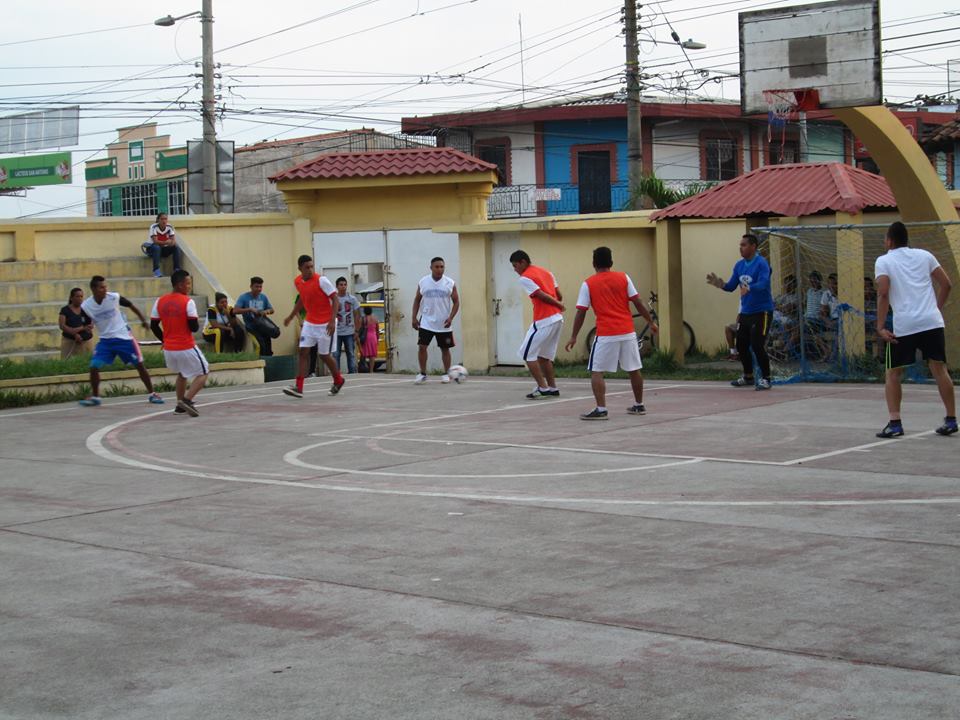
440, 374, 451, 384
414, 373, 427, 384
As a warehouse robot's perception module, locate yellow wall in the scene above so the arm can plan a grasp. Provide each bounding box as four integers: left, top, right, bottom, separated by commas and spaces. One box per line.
0, 213, 312, 355
279, 175, 496, 231
0, 231, 14, 262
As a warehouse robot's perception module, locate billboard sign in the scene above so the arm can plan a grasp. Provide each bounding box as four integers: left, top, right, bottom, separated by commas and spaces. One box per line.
0, 107, 80, 154
0, 152, 72, 189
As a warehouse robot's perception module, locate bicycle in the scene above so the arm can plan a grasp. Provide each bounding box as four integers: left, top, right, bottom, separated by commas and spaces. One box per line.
584, 291, 696, 357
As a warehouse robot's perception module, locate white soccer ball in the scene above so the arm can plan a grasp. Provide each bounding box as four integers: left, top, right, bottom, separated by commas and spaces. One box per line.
448, 364, 468, 383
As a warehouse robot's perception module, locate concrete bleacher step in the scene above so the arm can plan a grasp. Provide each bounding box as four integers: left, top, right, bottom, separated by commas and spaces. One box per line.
0, 256, 154, 282
0, 297, 173, 327
0, 276, 176, 305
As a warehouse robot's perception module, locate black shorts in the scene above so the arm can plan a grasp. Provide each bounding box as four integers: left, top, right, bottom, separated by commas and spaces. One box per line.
418, 329, 455, 348
886, 327, 946, 369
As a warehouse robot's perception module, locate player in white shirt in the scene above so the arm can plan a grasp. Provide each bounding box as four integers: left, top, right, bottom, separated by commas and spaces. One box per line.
78, 275, 164, 407
874, 222, 955, 437
411, 257, 460, 384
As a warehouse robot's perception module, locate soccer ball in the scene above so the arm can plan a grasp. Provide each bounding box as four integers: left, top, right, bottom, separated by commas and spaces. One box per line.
448, 365, 468, 383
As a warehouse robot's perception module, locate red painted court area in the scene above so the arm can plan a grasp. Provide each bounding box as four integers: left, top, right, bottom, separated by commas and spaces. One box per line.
1, 376, 958, 719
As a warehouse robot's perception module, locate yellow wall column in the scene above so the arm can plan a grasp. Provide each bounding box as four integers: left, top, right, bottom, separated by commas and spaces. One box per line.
655, 218, 684, 363
457, 232, 494, 371
15, 227, 37, 261
834, 211, 866, 357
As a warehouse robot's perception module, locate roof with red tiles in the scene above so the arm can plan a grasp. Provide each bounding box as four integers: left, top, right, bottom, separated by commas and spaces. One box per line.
649, 162, 897, 220
269, 147, 497, 182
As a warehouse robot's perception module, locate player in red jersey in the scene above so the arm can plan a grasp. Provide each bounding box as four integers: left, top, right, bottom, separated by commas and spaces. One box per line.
509, 250, 565, 399
150, 270, 208, 417
565, 246, 657, 420
282, 255, 344, 398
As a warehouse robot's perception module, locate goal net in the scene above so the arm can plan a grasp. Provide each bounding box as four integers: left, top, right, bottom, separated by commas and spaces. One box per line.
752, 221, 960, 384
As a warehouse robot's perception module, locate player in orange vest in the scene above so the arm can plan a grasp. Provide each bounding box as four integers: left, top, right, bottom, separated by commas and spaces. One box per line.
150, 270, 208, 417
282, 254, 344, 398
565, 246, 657, 420
509, 250, 565, 399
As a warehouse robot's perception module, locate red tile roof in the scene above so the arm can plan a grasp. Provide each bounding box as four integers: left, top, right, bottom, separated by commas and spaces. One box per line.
269, 147, 497, 182
650, 163, 897, 220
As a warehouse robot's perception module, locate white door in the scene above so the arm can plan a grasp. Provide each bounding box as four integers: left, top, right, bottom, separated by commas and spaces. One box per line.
492, 234, 526, 366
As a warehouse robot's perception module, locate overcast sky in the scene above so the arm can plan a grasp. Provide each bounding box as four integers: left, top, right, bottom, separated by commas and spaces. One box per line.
2, 0, 957, 218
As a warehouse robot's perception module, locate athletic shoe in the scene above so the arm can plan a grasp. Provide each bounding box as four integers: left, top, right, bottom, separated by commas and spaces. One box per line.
282, 386, 303, 398
543, 389, 560, 397
177, 398, 199, 417
627, 404, 646, 415
526, 388, 549, 399
173, 406, 186, 414
580, 408, 608, 421
148, 392, 165, 404
755, 378, 772, 391
78, 397, 102, 407
152, 269, 163, 278
440, 374, 451, 384
414, 373, 427, 384
935, 418, 958, 436
730, 376, 754, 388
876, 422, 904, 439
329, 377, 345, 396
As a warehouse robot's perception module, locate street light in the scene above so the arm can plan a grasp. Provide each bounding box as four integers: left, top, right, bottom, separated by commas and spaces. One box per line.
680, 39, 706, 50
155, 1, 217, 214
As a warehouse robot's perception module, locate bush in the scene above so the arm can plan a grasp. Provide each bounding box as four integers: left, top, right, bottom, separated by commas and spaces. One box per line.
0, 351, 258, 381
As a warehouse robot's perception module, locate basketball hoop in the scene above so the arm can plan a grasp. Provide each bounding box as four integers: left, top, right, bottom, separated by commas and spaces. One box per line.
762, 89, 820, 157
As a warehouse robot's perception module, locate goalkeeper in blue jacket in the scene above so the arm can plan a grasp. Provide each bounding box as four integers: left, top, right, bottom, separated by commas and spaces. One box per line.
707, 233, 775, 390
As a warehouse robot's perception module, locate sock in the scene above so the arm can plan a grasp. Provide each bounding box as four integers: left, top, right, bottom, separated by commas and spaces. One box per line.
946, 416, 957, 424
539, 386, 549, 392
548, 387, 557, 391
889, 419, 902, 427
334, 372, 344, 384
596, 406, 606, 412
296, 376, 304, 392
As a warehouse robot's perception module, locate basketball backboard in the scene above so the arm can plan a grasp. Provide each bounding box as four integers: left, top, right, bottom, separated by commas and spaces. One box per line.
739, 0, 881, 115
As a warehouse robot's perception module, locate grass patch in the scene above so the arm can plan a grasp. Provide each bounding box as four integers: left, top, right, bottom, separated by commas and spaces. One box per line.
0, 351, 258, 381
0, 377, 235, 409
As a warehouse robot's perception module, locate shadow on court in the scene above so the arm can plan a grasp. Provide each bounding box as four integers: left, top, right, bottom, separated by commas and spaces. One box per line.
1, 375, 958, 719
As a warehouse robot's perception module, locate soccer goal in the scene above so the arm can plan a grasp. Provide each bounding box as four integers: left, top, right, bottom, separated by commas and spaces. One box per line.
753, 220, 960, 384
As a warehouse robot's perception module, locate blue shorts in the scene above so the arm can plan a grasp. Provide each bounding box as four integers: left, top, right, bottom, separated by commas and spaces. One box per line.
91, 337, 143, 368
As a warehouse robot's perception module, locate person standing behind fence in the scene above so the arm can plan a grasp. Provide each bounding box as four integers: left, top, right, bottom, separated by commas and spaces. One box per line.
59, 287, 93, 359
143, 213, 182, 279
874, 221, 955, 438
706, 233, 775, 390
334, 277, 361, 374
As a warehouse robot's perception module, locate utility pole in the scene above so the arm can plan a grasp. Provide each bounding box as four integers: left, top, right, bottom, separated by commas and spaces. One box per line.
201, 0, 218, 214
624, 1, 642, 210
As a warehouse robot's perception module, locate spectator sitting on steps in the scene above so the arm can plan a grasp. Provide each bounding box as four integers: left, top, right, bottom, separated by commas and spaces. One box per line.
142, 213, 182, 278
202, 292, 246, 353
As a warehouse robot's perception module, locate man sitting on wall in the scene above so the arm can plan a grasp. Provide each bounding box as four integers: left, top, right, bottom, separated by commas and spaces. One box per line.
235, 276, 279, 356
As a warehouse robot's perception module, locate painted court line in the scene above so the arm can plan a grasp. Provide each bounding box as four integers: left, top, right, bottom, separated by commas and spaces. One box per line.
82, 384, 960, 507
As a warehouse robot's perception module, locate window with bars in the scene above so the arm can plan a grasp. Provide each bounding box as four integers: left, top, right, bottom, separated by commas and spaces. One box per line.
120, 182, 158, 216
701, 133, 741, 181
94, 187, 112, 216
167, 179, 186, 215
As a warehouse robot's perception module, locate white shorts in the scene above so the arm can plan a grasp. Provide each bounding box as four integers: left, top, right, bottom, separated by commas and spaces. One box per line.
587, 334, 642, 373
164, 347, 209, 379
299, 320, 336, 353
518, 319, 563, 362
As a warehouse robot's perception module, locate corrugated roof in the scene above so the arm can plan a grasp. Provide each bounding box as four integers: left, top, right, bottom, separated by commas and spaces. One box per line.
238, 129, 375, 153
649, 163, 897, 220
923, 118, 960, 149
269, 147, 496, 182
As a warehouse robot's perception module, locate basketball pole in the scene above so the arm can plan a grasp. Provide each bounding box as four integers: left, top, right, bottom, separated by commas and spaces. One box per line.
624, 0, 643, 210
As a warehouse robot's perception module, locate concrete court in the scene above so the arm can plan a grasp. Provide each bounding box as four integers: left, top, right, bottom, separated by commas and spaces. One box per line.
1, 374, 958, 720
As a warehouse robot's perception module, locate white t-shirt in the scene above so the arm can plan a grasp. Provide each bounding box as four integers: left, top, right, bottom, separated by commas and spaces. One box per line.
81, 291, 133, 340
875, 246, 944, 337
147, 223, 175, 245
820, 289, 840, 320
417, 274, 456, 332
804, 288, 825, 320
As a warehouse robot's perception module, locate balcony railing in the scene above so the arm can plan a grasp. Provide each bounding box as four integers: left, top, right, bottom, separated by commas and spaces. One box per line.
487, 180, 713, 219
